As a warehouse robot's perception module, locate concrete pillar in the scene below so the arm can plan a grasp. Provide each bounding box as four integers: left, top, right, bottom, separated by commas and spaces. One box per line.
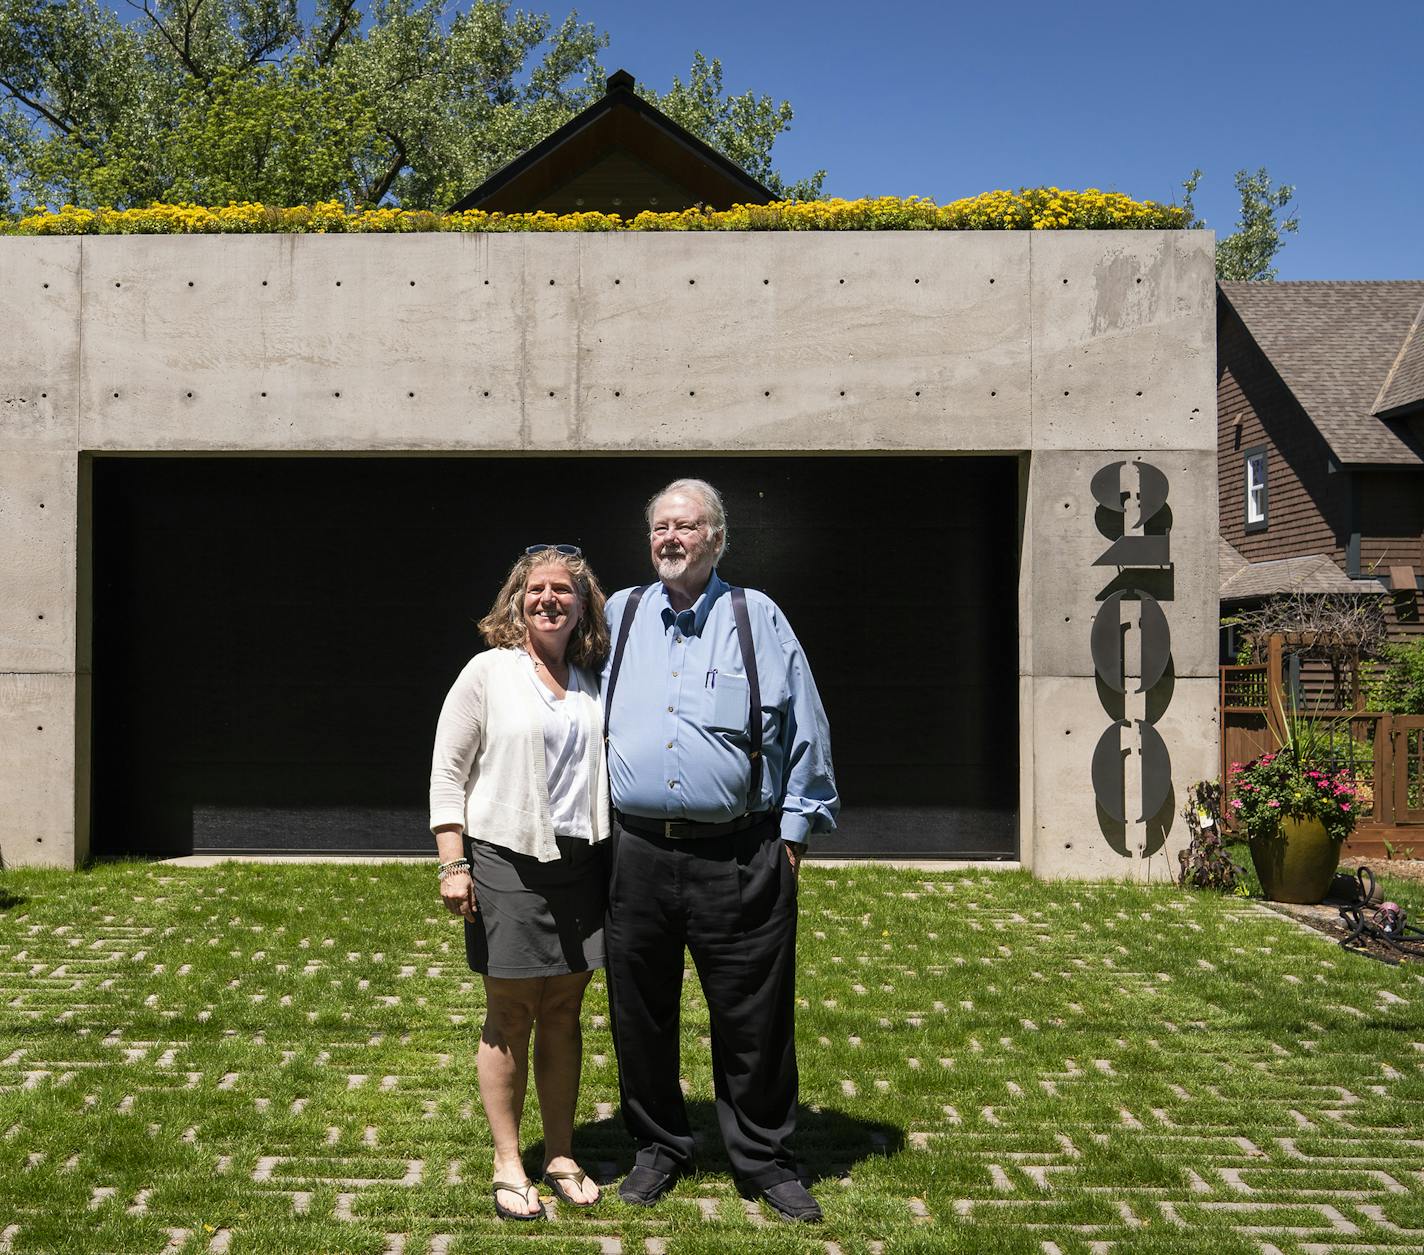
1, 238, 86, 867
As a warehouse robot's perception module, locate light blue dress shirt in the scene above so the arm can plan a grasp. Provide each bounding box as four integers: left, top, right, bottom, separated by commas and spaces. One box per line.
603, 571, 839, 844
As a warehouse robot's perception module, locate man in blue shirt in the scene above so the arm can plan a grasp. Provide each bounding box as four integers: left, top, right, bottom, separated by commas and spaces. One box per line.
602, 478, 839, 1222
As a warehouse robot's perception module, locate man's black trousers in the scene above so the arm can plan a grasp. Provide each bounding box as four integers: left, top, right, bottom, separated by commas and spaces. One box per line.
605, 813, 800, 1190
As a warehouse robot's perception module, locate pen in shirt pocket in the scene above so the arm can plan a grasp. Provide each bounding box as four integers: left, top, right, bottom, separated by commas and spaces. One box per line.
705, 668, 717, 689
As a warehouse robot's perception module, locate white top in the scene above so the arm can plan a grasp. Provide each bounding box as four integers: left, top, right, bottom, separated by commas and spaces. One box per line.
523, 654, 593, 841
429, 647, 609, 861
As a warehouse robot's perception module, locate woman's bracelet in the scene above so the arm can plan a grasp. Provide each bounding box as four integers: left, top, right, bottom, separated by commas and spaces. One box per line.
437, 858, 471, 881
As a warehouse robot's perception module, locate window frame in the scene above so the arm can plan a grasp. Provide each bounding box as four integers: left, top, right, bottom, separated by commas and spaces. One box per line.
1243, 445, 1268, 532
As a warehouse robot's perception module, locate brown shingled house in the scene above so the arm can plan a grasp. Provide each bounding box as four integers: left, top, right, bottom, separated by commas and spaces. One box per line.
1217, 281, 1424, 668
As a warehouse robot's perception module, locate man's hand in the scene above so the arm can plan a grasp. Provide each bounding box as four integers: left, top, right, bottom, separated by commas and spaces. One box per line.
439, 870, 478, 922
784, 841, 807, 875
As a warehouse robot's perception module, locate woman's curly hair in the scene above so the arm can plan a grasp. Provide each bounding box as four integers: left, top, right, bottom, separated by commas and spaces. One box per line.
477, 548, 610, 670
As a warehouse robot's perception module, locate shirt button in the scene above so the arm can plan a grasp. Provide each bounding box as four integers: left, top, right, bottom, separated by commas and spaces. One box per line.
666, 741, 674, 749
674, 636, 682, 644
669, 780, 678, 788
672, 670, 679, 677
667, 705, 674, 712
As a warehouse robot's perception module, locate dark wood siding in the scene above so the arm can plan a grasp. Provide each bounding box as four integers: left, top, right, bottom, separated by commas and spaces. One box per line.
1358, 470, 1424, 577
1217, 301, 1347, 562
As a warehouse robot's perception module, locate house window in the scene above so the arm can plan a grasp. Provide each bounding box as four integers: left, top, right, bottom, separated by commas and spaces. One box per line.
1244, 447, 1268, 531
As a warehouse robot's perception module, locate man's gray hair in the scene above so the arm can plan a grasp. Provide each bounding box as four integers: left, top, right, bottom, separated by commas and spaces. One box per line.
646, 477, 728, 562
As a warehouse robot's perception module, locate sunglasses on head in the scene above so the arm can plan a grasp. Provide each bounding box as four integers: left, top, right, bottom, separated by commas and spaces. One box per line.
525, 544, 582, 557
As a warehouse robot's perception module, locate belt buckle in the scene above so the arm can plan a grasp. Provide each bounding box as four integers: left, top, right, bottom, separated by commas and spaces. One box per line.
664, 820, 674, 838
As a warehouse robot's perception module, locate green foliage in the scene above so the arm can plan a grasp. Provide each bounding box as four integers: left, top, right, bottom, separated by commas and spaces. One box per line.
0, 1, 821, 211
1228, 744, 1359, 843
1365, 638, 1424, 714
642, 53, 825, 201
1177, 779, 1246, 892
1181, 166, 1300, 281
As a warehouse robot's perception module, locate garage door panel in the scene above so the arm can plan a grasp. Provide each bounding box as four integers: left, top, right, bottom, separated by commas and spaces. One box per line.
93, 456, 1018, 858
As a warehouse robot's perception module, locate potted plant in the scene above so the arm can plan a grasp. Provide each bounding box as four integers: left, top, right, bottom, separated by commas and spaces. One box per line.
1228, 721, 1360, 904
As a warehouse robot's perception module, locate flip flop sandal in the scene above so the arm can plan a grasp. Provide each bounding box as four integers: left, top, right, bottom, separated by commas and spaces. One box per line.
492, 1179, 546, 1221
543, 1166, 600, 1208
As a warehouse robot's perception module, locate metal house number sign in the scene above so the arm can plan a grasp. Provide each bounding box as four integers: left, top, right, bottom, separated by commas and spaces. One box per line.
1088, 459, 1173, 853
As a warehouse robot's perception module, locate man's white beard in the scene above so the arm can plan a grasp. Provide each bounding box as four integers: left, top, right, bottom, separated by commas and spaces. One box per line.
656, 553, 689, 580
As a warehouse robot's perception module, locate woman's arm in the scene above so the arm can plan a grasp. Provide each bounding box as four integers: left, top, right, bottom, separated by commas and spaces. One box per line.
434, 823, 477, 922
430, 660, 485, 922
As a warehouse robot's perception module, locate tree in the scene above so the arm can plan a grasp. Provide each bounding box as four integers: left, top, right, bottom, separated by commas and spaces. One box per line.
0, 1, 823, 212
643, 54, 824, 202
1181, 166, 1300, 281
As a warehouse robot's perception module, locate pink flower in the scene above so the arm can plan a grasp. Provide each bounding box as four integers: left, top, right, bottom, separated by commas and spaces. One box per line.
1340, 803, 1351, 811
1266, 799, 1280, 808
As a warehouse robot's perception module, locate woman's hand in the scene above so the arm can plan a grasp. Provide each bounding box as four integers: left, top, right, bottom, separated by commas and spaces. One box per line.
440, 870, 478, 922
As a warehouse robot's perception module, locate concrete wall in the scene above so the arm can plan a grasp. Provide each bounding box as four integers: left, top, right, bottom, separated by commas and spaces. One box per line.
0, 229, 1217, 875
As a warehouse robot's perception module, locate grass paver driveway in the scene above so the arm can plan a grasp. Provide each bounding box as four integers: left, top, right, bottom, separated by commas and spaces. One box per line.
1, 861, 1422, 1254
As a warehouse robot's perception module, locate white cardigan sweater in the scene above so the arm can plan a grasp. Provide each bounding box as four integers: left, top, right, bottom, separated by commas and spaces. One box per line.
429, 648, 610, 861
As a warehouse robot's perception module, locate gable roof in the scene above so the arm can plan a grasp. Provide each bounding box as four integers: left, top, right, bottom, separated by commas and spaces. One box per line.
449, 70, 774, 216
1376, 301, 1424, 418
1218, 537, 1386, 600
1219, 280, 1424, 467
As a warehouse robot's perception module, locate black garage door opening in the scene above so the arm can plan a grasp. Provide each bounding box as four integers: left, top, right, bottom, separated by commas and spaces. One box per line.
91, 456, 1019, 859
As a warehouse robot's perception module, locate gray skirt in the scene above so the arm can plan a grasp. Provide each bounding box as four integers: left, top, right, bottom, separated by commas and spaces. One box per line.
464, 834, 608, 978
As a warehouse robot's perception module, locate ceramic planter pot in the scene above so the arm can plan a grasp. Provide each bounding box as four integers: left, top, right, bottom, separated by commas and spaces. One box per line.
1248, 816, 1341, 904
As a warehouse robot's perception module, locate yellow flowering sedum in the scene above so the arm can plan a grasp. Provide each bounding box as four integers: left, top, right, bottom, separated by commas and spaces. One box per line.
6, 191, 1185, 237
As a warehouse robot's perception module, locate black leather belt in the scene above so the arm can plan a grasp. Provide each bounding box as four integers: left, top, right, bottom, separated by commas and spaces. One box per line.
615, 809, 769, 841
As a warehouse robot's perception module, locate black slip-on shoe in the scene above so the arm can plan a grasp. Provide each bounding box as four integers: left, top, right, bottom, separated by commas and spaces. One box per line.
755, 1179, 823, 1223
617, 1164, 679, 1206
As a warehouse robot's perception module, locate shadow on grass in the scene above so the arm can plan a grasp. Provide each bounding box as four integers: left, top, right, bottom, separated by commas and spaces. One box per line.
538, 1099, 904, 1185
0, 888, 26, 911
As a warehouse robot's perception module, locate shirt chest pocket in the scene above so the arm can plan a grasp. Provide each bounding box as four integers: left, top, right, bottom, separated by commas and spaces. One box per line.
706, 672, 750, 734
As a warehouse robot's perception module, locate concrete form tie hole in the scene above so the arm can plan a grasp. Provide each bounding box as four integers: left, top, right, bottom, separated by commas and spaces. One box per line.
548, 279, 555, 285
482, 391, 489, 397
989, 278, 995, 284
990, 390, 996, 396
688, 278, 695, 284
408, 281, 415, 287
334, 391, 341, 398
260, 392, 267, 398
335, 281, 341, 287
408, 392, 415, 398
840, 390, 846, 396
261, 281, 267, 286
914, 278, 920, 284
614, 278, 620, 284
187, 281, 193, 288
613, 390, 620, 397
186, 392, 193, 398
762, 278, 769, 284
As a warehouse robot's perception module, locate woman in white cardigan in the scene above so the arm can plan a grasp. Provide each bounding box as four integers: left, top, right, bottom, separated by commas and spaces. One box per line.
430, 545, 611, 1221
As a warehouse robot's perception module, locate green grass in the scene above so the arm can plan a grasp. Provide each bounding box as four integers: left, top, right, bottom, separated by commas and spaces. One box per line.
2, 861, 1423, 1253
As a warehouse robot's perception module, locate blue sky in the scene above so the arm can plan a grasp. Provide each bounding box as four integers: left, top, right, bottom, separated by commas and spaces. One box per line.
590, 0, 1422, 280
